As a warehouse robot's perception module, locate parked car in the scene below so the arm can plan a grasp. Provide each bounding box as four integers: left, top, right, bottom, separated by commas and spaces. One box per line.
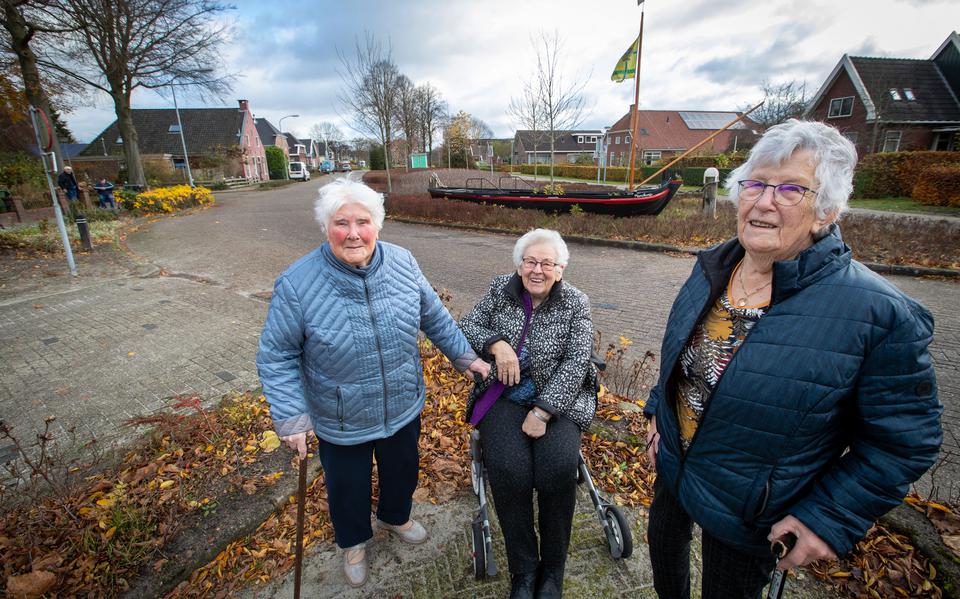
340, 161, 352, 172
288, 161, 310, 181
320, 160, 334, 174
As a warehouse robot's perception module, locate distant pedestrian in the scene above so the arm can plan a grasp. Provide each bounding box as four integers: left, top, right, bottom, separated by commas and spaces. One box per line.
644, 119, 942, 598
257, 178, 490, 588
93, 178, 117, 209
57, 166, 79, 201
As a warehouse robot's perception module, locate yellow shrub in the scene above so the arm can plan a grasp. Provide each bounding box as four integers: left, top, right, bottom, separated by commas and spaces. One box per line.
126, 185, 214, 214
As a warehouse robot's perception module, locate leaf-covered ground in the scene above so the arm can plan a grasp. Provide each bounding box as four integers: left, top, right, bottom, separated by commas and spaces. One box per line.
1, 340, 954, 598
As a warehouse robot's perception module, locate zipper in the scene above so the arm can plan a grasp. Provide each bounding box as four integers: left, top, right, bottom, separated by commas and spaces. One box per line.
364, 279, 389, 426
336, 387, 344, 431
672, 261, 776, 497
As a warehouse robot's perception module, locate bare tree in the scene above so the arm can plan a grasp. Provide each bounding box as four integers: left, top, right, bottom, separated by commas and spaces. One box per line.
337, 33, 402, 192
310, 121, 343, 160
749, 79, 808, 130
415, 83, 446, 166
508, 78, 547, 180
39, 0, 234, 187
532, 30, 587, 184
1, 0, 75, 168
394, 74, 418, 171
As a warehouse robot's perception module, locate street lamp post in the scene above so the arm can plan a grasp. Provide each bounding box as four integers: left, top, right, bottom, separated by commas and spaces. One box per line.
278, 114, 299, 133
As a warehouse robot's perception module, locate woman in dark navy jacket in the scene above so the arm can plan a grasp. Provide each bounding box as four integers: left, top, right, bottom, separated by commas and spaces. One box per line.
644, 119, 942, 599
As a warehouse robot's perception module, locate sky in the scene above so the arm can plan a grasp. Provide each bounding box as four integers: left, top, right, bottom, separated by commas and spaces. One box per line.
64, 0, 960, 143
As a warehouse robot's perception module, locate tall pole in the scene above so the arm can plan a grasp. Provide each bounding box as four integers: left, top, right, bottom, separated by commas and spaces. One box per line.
627, 5, 645, 191
29, 106, 76, 276
171, 84, 194, 187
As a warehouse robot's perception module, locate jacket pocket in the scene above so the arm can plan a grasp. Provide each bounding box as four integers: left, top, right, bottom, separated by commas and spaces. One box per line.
336, 387, 344, 431
741, 464, 775, 525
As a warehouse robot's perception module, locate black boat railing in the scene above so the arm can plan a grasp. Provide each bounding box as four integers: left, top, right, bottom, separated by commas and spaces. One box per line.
498, 175, 537, 191
465, 177, 501, 191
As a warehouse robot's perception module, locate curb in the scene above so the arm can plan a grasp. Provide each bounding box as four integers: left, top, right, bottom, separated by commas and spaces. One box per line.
880, 505, 960, 598
387, 216, 960, 279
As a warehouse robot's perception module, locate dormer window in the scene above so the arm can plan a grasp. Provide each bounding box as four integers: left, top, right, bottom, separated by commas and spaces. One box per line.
116, 136, 123, 144
889, 88, 902, 101
168, 124, 181, 133
903, 88, 916, 101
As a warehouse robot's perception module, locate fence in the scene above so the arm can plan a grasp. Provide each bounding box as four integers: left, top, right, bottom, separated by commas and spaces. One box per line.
0, 188, 93, 227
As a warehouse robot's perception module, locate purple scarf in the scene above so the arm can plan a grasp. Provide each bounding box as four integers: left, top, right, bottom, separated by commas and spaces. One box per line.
468, 291, 534, 426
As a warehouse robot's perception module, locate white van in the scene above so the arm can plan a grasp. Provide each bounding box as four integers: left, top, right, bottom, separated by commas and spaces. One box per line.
288, 161, 310, 181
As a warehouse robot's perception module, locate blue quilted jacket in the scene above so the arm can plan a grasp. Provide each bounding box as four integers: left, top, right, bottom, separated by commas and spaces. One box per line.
645, 225, 942, 557
257, 241, 477, 445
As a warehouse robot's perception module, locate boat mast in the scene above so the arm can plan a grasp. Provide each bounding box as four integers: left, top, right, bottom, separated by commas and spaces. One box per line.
626, 1, 645, 192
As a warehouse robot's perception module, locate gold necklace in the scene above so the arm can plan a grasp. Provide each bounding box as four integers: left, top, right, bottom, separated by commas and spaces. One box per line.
735, 261, 772, 308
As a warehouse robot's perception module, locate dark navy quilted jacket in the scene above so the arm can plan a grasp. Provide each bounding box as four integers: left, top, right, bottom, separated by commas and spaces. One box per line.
257, 241, 476, 445
645, 225, 942, 557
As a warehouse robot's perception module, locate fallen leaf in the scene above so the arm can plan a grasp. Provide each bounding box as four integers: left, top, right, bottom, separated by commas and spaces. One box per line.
127, 352, 136, 357
258, 431, 281, 452
6, 570, 56, 599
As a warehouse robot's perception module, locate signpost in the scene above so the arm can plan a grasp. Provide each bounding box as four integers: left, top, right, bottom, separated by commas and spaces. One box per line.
29, 106, 76, 277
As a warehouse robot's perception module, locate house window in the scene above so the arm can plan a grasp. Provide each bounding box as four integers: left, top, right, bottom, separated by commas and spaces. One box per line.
842, 131, 859, 144
168, 124, 181, 133
828, 96, 854, 118
590, 136, 597, 143
888, 88, 902, 101
172, 157, 187, 169
116, 136, 123, 144
609, 152, 615, 164
903, 88, 916, 101
578, 135, 583, 143
626, 134, 632, 144
639, 128, 648, 136
615, 136, 621, 145
643, 150, 661, 165
882, 131, 902, 152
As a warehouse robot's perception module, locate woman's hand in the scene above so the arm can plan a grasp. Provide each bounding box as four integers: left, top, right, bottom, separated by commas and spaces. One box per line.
466, 357, 491, 379
282, 431, 310, 459
490, 340, 521, 386
522, 408, 549, 438
767, 515, 837, 569
646, 415, 660, 471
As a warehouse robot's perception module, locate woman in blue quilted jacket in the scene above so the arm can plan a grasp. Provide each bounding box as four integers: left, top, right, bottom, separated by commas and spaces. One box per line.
644, 120, 942, 599
256, 179, 489, 588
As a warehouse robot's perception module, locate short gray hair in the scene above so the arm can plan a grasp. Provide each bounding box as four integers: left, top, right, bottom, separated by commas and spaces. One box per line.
512, 228, 570, 268
313, 179, 385, 236
724, 119, 858, 218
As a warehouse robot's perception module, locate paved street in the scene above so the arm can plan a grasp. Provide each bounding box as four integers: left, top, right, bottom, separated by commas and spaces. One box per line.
0, 177, 956, 596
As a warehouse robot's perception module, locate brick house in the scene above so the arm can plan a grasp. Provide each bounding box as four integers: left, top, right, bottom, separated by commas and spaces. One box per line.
300, 138, 321, 168
79, 99, 268, 182
511, 130, 602, 165
605, 108, 757, 167
284, 133, 308, 166
254, 118, 290, 156
804, 32, 960, 156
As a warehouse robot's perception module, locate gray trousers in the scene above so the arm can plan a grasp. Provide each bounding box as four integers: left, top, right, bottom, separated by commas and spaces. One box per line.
478, 399, 581, 575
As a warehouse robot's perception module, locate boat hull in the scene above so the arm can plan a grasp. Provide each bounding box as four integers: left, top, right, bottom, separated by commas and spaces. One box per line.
427, 180, 681, 216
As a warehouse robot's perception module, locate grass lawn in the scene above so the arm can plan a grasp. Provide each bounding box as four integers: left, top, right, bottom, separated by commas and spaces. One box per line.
848, 197, 960, 217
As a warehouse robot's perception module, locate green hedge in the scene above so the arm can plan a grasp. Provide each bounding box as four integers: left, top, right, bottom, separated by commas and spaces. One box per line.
504, 164, 733, 187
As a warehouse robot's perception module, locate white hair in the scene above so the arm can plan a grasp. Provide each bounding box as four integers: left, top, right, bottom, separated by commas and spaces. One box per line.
724, 119, 858, 218
512, 228, 570, 268
313, 178, 385, 236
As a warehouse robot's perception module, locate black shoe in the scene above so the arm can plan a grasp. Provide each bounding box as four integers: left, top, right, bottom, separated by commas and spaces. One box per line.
535, 565, 564, 599
509, 572, 537, 599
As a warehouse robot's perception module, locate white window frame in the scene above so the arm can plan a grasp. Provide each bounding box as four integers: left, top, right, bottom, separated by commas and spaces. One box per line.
888, 88, 902, 101
882, 130, 902, 152
842, 131, 859, 144
828, 96, 854, 118
577, 135, 584, 143
615, 136, 621, 145
643, 150, 661, 165
903, 88, 916, 101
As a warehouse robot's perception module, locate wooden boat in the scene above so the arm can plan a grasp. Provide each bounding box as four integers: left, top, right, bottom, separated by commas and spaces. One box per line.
428, 174, 682, 217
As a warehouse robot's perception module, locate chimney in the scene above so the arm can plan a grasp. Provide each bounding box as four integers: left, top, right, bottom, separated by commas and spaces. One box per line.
238, 99, 249, 113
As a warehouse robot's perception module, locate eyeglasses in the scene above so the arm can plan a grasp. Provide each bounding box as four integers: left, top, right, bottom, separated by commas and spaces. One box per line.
521, 257, 557, 272
737, 179, 818, 206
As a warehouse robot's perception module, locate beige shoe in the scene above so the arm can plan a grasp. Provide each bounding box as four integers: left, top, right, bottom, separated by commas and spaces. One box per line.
376, 518, 428, 544
343, 543, 368, 587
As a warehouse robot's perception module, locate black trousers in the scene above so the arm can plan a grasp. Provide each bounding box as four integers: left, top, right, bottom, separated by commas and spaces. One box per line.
648, 479, 776, 599
316, 416, 421, 549
478, 399, 581, 575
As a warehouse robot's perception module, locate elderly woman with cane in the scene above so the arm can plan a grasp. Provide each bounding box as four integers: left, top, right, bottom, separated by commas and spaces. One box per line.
460, 228, 598, 599
644, 119, 942, 598
257, 179, 489, 588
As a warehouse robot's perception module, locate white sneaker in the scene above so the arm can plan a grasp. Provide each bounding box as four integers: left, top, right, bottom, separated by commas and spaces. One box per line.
376, 519, 428, 544
343, 543, 368, 587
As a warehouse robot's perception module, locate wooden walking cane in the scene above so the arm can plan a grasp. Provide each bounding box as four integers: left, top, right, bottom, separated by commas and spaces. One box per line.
294, 453, 308, 599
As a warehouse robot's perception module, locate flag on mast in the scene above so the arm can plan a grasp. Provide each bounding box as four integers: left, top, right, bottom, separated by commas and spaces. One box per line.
611, 35, 640, 83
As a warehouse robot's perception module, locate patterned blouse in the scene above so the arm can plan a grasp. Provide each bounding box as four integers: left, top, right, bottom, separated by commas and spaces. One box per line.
674, 286, 767, 451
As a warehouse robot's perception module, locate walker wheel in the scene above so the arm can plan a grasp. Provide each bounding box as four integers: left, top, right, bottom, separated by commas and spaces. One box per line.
471, 519, 486, 579
603, 505, 633, 559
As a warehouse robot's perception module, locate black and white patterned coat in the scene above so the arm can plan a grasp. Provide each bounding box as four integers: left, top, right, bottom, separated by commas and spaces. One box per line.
459, 273, 598, 429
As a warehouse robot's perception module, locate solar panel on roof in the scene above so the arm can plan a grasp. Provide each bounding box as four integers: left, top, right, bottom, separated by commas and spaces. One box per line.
678, 111, 747, 130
